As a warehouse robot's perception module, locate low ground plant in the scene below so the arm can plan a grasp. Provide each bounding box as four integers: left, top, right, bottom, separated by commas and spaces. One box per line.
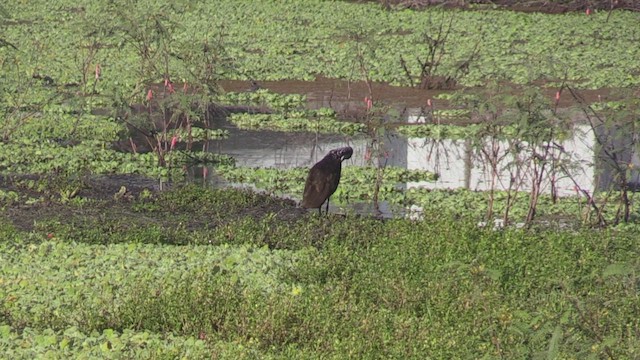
1, 185, 638, 358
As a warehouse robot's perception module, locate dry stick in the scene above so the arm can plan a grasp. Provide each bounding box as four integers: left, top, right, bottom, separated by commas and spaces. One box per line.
556, 160, 607, 227
399, 55, 414, 88
525, 151, 543, 226
567, 295, 616, 360
480, 137, 501, 220
606, 0, 614, 23
567, 86, 631, 224
553, 121, 607, 227
432, 14, 453, 73
357, 46, 374, 98
478, 130, 511, 221
372, 156, 387, 216
79, 41, 99, 96
525, 137, 555, 226
128, 137, 138, 154
503, 140, 527, 224
416, 13, 454, 89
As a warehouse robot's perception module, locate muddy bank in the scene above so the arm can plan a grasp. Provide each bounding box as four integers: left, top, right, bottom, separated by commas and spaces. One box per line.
365, 0, 639, 13
0, 174, 307, 234
220, 76, 619, 113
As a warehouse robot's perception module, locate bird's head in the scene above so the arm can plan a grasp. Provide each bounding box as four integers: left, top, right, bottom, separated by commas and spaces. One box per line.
332, 146, 353, 161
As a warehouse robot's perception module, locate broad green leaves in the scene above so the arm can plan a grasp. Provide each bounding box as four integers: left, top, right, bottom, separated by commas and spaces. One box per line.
5, 1, 640, 89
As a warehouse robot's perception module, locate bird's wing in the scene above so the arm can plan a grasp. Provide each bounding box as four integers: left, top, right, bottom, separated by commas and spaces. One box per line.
302, 167, 338, 208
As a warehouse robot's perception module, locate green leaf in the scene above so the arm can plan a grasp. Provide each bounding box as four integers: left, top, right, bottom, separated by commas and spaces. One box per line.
603, 263, 633, 277
546, 325, 562, 359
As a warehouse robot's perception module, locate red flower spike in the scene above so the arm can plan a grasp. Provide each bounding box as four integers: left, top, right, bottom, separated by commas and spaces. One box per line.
555, 91, 561, 101
427, 99, 433, 107
364, 97, 373, 111
146, 89, 153, 102
95, 64, 101, 80
167, 82, 175, 94
170, 136, 178, 150
586, 8, 591, 15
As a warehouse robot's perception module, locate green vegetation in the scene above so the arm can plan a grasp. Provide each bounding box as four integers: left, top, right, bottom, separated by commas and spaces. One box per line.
214, 165, 634, 226
228, 112, 365, 135
218, 90, 365, 134
3, 1, 639, 88
1, 1, 640, 357
1, 186, 639, 358
2, 1, 639, 181
216, 165, 437, 206
0, 326, 211, 359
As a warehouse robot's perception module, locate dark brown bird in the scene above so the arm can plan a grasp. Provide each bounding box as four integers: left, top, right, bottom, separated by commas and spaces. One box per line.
301, 146, 353, 215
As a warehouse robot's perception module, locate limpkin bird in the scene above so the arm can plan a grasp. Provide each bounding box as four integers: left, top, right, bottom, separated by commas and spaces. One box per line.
301, 146, 353, 215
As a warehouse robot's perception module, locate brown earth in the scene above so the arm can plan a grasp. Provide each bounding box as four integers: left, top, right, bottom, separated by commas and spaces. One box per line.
0, 174, 307, 236
220, 76, 618, 120
373, 0, 639, 13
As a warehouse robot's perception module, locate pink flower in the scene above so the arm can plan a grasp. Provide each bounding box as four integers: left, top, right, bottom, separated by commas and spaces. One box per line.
164, 78, 175, 93
47, 233, 54, 239
146, 89, 153, 102
427, 98, 433, 107
555, 91, 561, 102
586, 8, 591, 15
364, 97, 373, 111
170, 135, 178, 150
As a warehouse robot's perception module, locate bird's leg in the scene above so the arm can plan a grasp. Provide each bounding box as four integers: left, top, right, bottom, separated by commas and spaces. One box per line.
317, 207, 321, 216
325, 197, 330, 215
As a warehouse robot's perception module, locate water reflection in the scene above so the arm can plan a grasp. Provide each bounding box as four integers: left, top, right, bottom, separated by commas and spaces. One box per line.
401, 121, 596, 197
193, 109, 638, 218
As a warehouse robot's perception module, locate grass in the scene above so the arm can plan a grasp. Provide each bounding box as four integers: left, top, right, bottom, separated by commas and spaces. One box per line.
1, 185, 639, 358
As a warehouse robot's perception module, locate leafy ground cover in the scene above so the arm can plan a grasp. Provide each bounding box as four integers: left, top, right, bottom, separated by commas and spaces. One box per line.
2, 1, 640, 358
2, 1, 639, 182
1, 184, 639, 358
3, 1, 640, 89
214, 164, 637, 227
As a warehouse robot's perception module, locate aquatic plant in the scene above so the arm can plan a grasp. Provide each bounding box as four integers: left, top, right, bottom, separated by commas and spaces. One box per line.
0, 185, 639, 358
215, 165, 437, 205
3, 1, 639, 90
228, 113, 365, 135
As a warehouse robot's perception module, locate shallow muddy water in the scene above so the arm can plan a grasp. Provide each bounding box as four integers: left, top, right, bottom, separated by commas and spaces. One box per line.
182, 78, 632, 218
220, 77, 615, 116
189, 103, 640, 218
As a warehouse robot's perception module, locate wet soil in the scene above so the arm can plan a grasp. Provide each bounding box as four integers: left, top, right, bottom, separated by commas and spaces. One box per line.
0, 174, 307, 234
219, 76, 620, 120
369, 0, 639, 13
